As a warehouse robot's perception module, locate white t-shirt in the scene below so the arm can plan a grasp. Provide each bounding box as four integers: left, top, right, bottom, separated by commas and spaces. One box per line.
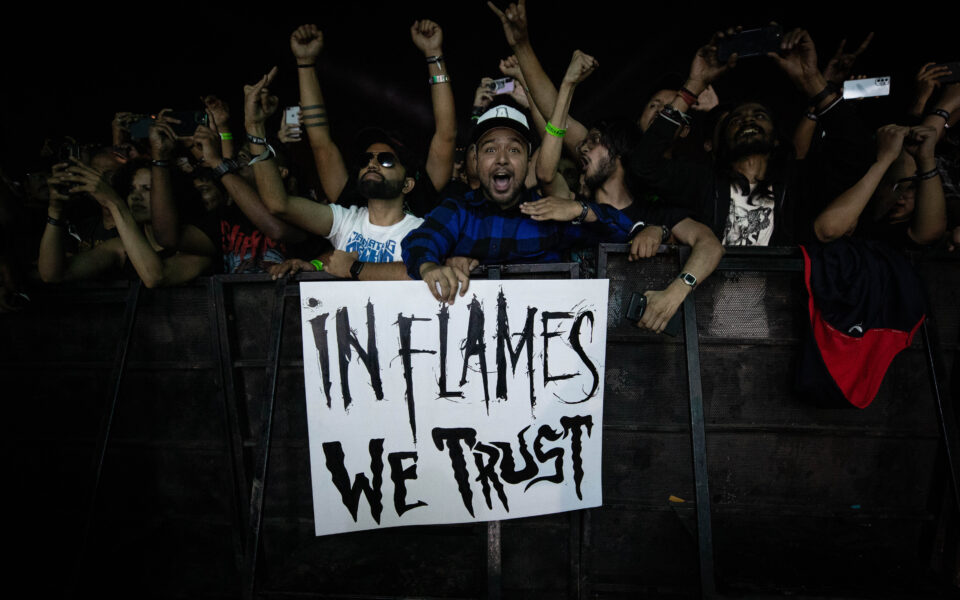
722, 183, 775, 246
327, 204, 423, 263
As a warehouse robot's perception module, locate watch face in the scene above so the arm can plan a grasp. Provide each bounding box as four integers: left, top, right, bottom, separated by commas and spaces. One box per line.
680, 272, 697, 286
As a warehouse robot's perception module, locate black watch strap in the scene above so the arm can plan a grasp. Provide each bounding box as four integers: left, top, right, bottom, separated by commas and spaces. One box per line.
350, 261, 365, 280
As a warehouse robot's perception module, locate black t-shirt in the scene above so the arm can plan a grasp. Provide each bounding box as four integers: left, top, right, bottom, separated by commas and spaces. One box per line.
199, 203, 288, 274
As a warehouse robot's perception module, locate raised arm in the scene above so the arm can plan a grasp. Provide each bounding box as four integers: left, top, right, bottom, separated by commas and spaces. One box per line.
903, 125, 947, 244
244, 67, 335, 237
536, 50, 597, 198
291, 24, 349, 202
814, 125, 907, 242
64, 161, 210, 287
147, 113, 182, 249
487, 0, 588, 152
192, 124, 305, 243
411, 19, 456, 192
39, 164, 126, 282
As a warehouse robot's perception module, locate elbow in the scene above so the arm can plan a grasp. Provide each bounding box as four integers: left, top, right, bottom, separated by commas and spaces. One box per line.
38, 268, 62, 284
813, 218, 845, 243
153, 229, 180, 250
912, 224, 947, 246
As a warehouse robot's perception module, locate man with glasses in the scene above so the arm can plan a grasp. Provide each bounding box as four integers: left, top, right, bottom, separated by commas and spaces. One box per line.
244, 67, 422, 280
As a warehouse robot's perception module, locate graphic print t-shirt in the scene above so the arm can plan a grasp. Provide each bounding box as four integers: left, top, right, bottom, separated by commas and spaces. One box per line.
722, 182, 775, 246
327, 204, 423, 263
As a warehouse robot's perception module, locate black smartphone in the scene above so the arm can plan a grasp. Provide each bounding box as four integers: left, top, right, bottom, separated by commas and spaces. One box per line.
129, 111, 209, 139
717, 25, 783, 62
625, 291, 683, 337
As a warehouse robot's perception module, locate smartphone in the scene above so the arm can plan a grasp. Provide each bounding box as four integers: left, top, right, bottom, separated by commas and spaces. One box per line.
717, 25, 783, 62
487, 77, 515, 95
129, 111, 209, 139
285, 106, 302, 125
284, 106, 302, 140
843, 76, 891, 100
933, 62, 960, 84
625, 291, 683, 337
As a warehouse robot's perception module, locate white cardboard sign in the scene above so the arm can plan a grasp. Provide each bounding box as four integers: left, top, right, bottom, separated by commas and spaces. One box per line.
299, 279, 607, 536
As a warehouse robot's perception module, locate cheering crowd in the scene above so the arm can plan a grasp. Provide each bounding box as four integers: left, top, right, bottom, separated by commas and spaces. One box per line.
2, 3, 958, 336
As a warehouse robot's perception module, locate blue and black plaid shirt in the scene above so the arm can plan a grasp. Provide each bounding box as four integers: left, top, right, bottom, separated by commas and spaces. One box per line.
401, 188, 635, 279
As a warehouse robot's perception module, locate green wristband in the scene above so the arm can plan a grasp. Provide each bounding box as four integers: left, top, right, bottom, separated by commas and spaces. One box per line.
219, 132, 233, 141
545, 121, 566, 138
310, 259, 324, 272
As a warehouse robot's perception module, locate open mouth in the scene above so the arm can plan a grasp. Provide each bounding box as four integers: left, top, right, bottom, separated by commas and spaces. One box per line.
492, 171, 513, 193
736, 125, 762, 140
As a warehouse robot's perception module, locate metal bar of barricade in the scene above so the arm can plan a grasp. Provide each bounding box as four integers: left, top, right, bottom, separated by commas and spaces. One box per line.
209, 278, 249, 575
68, 280, 141, 596
485, 266, 503, 600
243, 279, 288, 599
678, 245, 717, 599
921, 319, 960, 512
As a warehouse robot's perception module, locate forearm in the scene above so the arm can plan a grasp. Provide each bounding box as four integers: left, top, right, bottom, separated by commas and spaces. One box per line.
814, 160, 890, 242
680, 235, 723, 286
109, 203, 166, 287
512, 42, 559, 126
793, 114, 817, 160
150, 165, 181, 248
297, 66, 348, 201
359, 261, 412, 281
910, 158, 947, 244
219, 125, 235, 159
425, 56, 457, 191
221, 173, 304, 242
537, 80, 575, 185
38, 209, 67, 282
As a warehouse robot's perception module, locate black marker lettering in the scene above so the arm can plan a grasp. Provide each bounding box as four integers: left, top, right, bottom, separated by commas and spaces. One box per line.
495, 289, 537, 411
459, 297, 490, 412
335, 302, 384, 409
473, 442, 509, 511
567, 311, 600, 403
437, 305, 463, 398
525, 424, 564, 491
308, 313, 333, 408
388, 451, 428, 517
561, 415, 593, 500
396, 313, 436, 443
491, 426, 538, 484
432, 427, 478, 517
322, 439, 384, 523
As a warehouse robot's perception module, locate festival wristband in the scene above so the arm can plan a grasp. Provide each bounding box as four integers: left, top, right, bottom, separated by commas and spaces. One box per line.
428, 75, 451, 85
46, 215, 65, 227
151, 159, 171, 168
310, 260, 324, 272
917, 167, 940, 180
219, 132, 233, 141
545, 122, 566, 138
297, 63, 315, 69
246, 132, 267, 146
425, 55, 444, 64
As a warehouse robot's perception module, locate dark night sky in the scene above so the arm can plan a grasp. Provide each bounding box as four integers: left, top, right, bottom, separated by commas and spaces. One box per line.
2, 3, 955, 173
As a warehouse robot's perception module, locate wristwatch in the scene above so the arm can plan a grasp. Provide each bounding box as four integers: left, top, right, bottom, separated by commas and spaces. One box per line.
678, 272, 698, 288
350, 261, 365, 280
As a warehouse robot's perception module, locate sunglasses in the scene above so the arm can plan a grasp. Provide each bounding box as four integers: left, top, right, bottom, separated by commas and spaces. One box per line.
359, 151, 398, 169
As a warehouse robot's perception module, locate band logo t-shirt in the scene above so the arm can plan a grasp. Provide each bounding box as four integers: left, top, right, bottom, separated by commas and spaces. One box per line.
327, 204, 423, 262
